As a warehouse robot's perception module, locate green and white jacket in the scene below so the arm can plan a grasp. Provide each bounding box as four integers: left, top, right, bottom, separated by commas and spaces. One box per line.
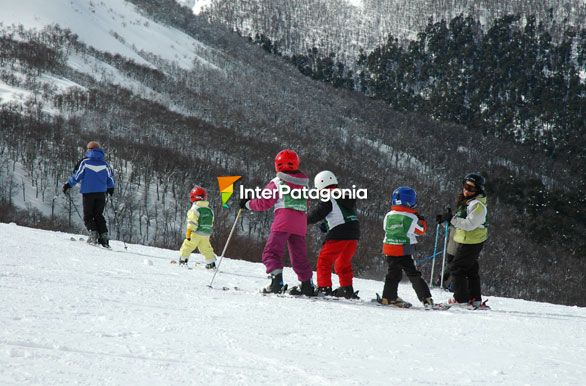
451, 195, 488, 244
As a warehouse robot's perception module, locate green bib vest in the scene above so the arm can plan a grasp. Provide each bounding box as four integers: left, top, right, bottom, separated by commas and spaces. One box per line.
196, 206, 214, 235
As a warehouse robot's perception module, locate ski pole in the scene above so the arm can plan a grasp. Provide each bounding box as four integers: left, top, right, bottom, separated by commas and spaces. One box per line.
65, 191, 84, 223
439, 220, 450, 289
208, 208, 243, 288
429, 222, 441, 287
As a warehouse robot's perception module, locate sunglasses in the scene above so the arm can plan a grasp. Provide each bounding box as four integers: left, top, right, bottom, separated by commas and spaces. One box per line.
463, 183, 477, 192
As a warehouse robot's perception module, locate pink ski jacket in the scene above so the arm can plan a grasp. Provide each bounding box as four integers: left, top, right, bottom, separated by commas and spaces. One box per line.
247, 171, 309, 236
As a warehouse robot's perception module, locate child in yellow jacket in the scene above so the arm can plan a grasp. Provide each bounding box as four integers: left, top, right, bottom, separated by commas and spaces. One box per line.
174, 186, 217, 269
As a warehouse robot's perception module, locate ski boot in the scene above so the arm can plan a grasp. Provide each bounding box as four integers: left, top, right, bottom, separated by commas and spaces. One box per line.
289, 280, 316, 297
262, 271, 287, 294
205, 261, 216, 270
315, 286, 333, 297
87, 230, 99, 245
423, 297, 434, 310
470, 299, 490, 310
332, 285, 360, 299
98, 232, 111, 249
374, 293, 412, 308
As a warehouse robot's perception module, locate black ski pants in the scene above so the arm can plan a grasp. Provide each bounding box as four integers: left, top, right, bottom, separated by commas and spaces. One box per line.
82, 192, 107, 234
450, 242, 484, 303
382, 255, 431, 302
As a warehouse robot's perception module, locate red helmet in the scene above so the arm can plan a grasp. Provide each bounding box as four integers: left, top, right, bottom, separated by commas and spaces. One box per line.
189, 186, 207, 202
274, 149, 300, 172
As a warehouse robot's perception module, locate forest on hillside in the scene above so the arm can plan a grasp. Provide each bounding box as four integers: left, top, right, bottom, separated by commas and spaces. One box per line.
204, 0, 586, 64
248, 12, 586, 260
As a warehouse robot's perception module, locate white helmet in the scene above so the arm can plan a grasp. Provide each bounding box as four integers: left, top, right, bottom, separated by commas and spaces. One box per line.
314, 170, 338, 190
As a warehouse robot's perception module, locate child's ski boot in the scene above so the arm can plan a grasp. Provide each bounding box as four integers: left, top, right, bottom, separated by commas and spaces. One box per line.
315, 286, 333, 296
332, 285, 360, 299
262, 271, 287, 294
374, 293, 412, 308
289, 280, 316, 297
205, 261, 216, 270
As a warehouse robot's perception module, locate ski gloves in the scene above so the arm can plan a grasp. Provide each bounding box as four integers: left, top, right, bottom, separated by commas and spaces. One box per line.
436, 207, 453, 224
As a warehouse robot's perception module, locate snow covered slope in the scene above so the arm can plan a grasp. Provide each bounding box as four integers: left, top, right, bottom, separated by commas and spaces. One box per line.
0, 0, 217, 70
1, 223, 585, 385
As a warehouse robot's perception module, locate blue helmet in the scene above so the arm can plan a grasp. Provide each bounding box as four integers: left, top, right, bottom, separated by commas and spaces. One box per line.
392, 186, 417, 208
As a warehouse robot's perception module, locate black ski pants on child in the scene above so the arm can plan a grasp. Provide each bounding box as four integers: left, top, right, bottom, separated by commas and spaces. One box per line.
82, 192, 107, 234
450, 242, 484, 303
382, 255, 431, 302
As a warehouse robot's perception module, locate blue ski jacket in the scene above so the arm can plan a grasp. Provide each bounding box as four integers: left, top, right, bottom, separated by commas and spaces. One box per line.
67, 148, 115, 194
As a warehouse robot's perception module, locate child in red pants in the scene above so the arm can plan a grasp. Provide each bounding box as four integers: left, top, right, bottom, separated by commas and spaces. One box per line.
308, 171, 360, 299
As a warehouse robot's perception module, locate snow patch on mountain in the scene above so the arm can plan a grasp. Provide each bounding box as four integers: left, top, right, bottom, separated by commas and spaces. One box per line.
0, 0, 218, 71
344, 0, 364, 9
0, 81, 32, 105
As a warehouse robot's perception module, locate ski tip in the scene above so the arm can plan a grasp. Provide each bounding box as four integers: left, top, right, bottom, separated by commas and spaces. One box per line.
208, 285, 238, 291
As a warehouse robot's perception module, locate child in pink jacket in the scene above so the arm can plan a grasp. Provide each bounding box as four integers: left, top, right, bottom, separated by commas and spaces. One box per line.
240, 149, 315, 296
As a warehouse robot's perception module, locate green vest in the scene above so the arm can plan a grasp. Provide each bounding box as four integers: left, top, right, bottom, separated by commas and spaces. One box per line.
196, 206, 214, 235
277, 179, 307, 212
324, 199, 358, 231
383, 211, 418, 245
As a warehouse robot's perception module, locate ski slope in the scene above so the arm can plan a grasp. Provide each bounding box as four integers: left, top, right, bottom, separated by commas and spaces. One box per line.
0, 0, 218, 70
1, 223, 585, 385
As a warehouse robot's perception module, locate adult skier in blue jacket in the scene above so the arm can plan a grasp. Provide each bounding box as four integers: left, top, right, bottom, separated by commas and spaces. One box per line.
63, 141, 115, 247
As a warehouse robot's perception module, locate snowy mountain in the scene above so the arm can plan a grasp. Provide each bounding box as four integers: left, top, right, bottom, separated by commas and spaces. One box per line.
2, 222, 586, 384
0, 0, 584, 308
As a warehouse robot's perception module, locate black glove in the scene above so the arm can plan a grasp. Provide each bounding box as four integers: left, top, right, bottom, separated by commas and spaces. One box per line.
107, 187, 114, 196
62, 183, 71, 194
319, 222, 328, 233
436, 208, 453, 224
239, 198, 250, 210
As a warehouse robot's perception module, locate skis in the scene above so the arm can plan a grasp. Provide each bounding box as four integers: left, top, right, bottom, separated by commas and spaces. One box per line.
260, 290, 451, 311
447, 300, 491, 311
368, 293, 452, 311
209, 285, 240, 291
170, 259, 217, 272
70, 236, 112, 250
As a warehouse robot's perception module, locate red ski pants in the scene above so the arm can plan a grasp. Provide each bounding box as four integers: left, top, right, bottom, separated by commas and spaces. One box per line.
316, 239, 358, 288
